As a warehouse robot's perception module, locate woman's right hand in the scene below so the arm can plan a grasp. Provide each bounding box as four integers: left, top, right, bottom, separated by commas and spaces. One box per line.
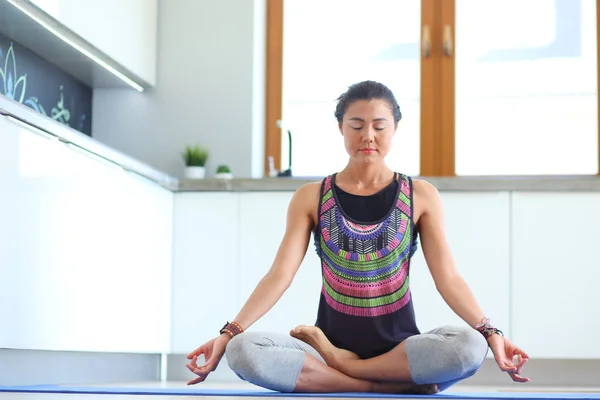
185, 334, 230, 385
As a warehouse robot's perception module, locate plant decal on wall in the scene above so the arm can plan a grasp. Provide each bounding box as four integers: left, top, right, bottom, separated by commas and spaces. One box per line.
0, 44, 27, 103
0, 41, 83, 131
50, 86, 71, 125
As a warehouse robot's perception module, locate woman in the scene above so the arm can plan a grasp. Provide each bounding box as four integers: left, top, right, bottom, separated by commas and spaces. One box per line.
186, 81, 530, 394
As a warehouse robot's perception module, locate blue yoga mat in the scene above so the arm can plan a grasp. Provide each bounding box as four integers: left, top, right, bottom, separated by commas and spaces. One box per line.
0, 385, 599, 399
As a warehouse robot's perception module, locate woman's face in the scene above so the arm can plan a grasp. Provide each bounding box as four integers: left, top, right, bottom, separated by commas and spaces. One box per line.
339, 99, 397, 164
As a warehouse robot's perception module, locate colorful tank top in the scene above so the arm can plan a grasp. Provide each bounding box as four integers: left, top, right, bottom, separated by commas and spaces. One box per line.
313, 172, 420, 359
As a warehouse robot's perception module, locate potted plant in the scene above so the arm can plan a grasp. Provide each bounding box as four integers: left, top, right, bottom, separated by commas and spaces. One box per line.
215, 164, 233, 180
182, 145, 208, 179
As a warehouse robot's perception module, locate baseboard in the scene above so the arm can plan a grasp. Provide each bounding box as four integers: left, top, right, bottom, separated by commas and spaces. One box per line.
460, 358, 600, 388
168, 353, 240, 382
168, 354, 600, 388
0, 348, 161, 386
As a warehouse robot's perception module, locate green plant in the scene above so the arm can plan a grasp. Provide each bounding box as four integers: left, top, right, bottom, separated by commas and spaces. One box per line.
216, 165, 231, 173
182, 145, 208, 167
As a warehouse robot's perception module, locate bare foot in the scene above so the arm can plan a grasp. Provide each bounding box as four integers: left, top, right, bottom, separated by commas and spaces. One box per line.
372, 381, 439, 395
290, 325, 359, 368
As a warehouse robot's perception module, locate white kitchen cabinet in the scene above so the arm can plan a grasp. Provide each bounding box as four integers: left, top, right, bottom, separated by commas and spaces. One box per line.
511, 192, 600, 359
170, 192, 241, 353
29, 0, 157, 86
0, 115, 173, 353
238, 192, 322, 334
410, 191, 511, 349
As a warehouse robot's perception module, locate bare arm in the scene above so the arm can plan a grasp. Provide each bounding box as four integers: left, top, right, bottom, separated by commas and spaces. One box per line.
185, 184, 318, 384
231, 183, 318, 331
416, 180, 531, 383
416, 181, 486, 329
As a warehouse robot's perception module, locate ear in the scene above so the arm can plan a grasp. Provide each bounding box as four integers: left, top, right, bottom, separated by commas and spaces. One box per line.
338, 122, 343, 135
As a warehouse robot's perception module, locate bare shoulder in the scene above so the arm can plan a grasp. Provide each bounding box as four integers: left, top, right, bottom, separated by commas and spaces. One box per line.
288, 181, 322, 226
267, 181, 323, 281
291, 181, 321, 205
295, 181, 322, 196
411, 178, 443, 221
412, 178, 440, 198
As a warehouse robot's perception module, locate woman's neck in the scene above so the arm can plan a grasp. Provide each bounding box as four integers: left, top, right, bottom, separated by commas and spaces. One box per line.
337, 160, 395, 190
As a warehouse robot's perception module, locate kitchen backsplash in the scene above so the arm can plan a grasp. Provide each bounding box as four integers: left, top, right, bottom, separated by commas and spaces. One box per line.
0, 32, 92, 136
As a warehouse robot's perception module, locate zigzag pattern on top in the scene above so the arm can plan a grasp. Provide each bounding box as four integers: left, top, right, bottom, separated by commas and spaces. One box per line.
314, 173, 415, 318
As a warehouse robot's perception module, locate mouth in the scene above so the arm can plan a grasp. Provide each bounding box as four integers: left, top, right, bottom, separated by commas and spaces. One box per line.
359, 148, 376, 153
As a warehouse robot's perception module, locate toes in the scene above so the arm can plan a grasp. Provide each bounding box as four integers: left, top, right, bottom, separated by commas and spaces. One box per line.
415, 384, 439, 395
292, 325, 307, 334
290, 327, 303, 336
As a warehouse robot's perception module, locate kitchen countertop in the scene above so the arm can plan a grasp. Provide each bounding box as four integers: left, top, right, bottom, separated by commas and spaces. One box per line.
3, 94, 600, 193
178, 175, 600, 192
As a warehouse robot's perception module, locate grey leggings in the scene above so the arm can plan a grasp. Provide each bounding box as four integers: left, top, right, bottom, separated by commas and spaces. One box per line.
224, 325, 489, 393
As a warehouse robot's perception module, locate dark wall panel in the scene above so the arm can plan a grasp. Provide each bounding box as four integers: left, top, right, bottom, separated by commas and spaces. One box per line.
0, 32, 92, 136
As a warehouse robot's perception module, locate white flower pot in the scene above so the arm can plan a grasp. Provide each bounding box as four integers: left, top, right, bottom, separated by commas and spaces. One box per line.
215, 172, 233, 180
185, 166, 206, 179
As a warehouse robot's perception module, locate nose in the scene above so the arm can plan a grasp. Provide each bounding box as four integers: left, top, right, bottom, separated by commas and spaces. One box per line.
361, 126, 376, 143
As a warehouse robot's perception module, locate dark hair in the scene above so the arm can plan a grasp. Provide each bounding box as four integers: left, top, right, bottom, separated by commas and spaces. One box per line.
334, 80, 402, 124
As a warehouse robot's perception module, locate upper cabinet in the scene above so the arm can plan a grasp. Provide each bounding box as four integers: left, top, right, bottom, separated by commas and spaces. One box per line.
29, 0, 157, 87
0, 0, 157, 90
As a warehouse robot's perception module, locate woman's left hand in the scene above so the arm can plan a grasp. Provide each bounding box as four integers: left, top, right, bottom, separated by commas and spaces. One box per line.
487, 334, 530, 383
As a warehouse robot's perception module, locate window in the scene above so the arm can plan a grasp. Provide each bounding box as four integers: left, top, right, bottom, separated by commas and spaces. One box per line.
455, 0, 598, 175
279, 0, 421, 177
267, 0, 600, 177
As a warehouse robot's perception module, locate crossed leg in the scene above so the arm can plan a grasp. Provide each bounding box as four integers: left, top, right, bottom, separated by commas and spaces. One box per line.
290, 324, 489, 392
225, 331, 438, 394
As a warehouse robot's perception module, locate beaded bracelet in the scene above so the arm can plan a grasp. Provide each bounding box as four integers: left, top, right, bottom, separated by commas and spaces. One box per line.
475, 317, 504, 339
220, 321, 244, 338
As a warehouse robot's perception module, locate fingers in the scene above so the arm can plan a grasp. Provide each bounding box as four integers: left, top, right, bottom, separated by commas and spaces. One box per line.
514, 355, 528, 378
187, 376, 204, 385
508, 372, 531, 383
186, 364, 209, 384
498, 354, 530, 383
491, 338, 531, 383
506, 340, 529, 360
498, 359, 518, 374
494, 354, 516, 372
186, 355, 216, 385
186, 361, 211, 375
186, 355, 200, 369
186, 346, 205, 359
187, 355, 210, 371
515, 346, 530, 360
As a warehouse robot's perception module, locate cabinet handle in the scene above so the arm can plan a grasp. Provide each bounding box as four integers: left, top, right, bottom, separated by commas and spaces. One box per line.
443, 24, 453, 57
3, 113, 122, 170
3, 113, 57, 142
422, 25, 431, 58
